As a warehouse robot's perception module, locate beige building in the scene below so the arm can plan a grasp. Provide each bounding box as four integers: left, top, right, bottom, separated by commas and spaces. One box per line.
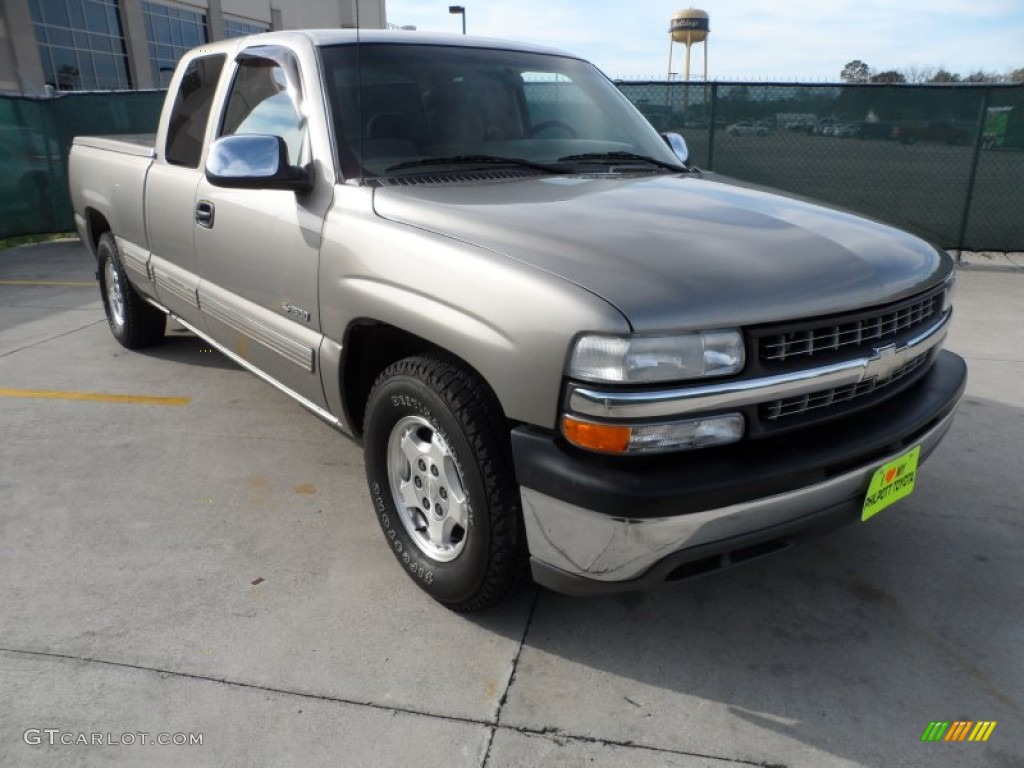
0, 0, 387, 94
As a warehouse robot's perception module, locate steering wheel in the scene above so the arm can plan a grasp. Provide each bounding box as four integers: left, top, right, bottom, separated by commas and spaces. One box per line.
526, 120, 578, 138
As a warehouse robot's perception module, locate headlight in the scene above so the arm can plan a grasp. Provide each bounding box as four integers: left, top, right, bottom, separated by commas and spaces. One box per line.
568, 330, 745, 383
562, 413, 745, 454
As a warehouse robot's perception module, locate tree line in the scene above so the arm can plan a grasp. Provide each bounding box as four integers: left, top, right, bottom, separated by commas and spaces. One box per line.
840, 60, 1024, 84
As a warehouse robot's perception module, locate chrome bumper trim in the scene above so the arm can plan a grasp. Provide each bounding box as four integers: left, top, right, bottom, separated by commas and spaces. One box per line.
568, 311, 951, 420
521, 402, 959, 583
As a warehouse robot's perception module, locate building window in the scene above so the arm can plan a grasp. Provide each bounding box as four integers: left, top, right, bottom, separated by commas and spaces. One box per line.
142, 2, 207, 88
28, 0, 131, 90
223, 17, 270, 39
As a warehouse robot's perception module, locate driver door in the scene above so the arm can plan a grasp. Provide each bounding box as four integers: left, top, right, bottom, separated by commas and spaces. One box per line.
194, 49, 331, 408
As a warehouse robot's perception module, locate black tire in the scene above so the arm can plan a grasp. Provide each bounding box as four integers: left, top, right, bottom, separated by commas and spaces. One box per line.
363, 355, 527, 612
97, 232, 166, 349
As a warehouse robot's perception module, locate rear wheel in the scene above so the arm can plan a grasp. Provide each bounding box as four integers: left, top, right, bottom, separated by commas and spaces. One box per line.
97, 232, 166, 349
363, 356, 527, 612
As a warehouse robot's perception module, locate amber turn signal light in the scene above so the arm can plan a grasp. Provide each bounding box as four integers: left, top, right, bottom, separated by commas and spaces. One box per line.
562, 415, 631, 454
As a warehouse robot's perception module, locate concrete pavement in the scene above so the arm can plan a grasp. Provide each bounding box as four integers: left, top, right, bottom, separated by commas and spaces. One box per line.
1, 240, 1021, 767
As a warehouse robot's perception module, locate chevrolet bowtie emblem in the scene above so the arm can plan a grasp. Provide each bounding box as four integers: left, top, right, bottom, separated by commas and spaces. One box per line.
863, 343, 909, 382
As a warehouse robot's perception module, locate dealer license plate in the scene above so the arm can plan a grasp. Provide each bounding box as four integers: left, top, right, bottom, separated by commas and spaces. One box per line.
861, 446, 921, 522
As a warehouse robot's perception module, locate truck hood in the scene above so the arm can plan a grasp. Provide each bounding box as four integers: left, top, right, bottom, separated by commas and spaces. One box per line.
372, 173, 948, 331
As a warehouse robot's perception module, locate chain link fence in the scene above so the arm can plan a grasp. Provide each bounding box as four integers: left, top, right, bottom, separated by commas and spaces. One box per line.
619, 81, 1024, 252
1, 83, 1022, 251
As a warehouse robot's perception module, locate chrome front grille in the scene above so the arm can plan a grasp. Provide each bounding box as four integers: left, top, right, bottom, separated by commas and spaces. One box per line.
565, 284, 951, 439
761, 353, 930, 421
758, 291, 943, 366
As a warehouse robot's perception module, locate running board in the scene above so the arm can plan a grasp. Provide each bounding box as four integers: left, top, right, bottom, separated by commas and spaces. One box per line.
145, 298, 345, 431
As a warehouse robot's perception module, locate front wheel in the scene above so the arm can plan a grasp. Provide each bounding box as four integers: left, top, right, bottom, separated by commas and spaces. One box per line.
363, 356, 527, 612
97, 232, 166, 349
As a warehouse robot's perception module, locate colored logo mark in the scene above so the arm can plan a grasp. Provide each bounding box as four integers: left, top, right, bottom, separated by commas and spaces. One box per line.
921, 721, 997, 742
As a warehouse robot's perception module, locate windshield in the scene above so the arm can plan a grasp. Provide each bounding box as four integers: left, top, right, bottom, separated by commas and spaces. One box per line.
319, 43, 683, 179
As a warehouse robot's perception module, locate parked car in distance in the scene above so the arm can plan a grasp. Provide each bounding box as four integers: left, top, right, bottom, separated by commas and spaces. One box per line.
832, 123, 861, 138
893, 120, 970, 146
813, 117, 837, 135
784, 117, 816, 133
725, 120, 769, 137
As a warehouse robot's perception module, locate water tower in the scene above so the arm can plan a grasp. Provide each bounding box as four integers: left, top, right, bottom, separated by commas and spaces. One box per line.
667, 8, 709, 81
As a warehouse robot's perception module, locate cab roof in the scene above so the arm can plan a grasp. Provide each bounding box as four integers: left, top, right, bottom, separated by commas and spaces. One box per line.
197, 29, 579, 60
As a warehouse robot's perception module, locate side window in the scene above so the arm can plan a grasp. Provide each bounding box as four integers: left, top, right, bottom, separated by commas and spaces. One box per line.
220, 59, 305, 166
165, 55, 226, 168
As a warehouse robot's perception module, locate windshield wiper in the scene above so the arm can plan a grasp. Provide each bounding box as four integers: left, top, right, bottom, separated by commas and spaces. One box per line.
386, 154, 568, 174
557, 151, 687, 173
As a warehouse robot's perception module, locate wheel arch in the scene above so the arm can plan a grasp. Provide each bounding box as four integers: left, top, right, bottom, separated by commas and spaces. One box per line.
83, 208, 112, 257
339, 320, 510, 438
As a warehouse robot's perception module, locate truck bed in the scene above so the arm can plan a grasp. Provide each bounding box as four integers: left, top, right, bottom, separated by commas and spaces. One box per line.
72, 134, 156, 157
69, 134, 157, 254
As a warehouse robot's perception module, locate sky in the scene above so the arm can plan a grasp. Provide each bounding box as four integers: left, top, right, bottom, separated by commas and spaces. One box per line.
382, 1, 1024, 81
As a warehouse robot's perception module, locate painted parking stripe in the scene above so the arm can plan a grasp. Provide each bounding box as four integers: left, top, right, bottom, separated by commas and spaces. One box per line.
0, 279, 95, 287
0, 387, 190, 406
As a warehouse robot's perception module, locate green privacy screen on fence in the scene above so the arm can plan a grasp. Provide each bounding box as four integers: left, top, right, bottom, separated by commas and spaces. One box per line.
618, 81, 1024, 252
0, 90, 166, 241
1, 83, 1022, 250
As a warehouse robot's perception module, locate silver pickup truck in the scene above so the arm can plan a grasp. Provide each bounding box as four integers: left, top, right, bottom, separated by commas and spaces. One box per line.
69, 31, 966, 611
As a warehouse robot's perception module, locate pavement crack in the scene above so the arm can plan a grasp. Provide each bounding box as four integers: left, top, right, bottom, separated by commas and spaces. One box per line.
478, 727, 497, 767
481, 588, 540, 767
2, 645, 769, 766
0, 646, 487, 730
0, 318, 105, 359
495, 723, 771, 766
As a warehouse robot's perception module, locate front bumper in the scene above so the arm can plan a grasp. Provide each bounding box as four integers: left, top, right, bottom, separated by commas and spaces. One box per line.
512, 350, 967, 595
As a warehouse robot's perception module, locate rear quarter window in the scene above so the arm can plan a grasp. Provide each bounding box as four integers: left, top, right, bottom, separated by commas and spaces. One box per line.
165, 54, 227, 168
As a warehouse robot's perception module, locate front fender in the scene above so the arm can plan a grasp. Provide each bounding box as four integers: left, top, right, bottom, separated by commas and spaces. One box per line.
319, 187, 629, 429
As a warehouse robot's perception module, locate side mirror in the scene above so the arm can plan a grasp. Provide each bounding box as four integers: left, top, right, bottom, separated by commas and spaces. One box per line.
660, 132, 689, 166
206, 134, 312, 194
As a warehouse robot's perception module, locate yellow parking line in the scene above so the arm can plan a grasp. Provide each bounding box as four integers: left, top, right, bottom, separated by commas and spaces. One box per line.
0, 279, 95, 287
0, 387, 190, 406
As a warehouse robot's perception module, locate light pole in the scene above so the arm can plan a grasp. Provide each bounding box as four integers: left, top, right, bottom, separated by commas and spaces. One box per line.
448, 5, 466, 35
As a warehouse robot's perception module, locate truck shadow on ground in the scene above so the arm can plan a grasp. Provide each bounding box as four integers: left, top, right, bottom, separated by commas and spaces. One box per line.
137, 327, 241, 371
469, 394, 1022, 767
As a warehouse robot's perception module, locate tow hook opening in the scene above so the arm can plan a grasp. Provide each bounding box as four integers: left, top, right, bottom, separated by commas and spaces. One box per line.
666, 537, 792, 582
